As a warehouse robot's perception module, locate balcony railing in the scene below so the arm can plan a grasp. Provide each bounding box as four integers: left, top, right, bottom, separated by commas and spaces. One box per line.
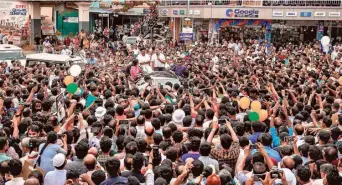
159, 0, 342, 6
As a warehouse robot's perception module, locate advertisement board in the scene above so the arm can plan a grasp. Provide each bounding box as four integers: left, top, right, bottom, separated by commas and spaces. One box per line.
0, 1, 29, 45
226, 8, 259, 18
179, 33, 194, 41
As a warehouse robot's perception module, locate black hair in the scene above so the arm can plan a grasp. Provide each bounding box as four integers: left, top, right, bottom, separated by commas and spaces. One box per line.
172, 130, 183, 143
75, 141, 89, 159
100, 136, 112, 153
8, 159, 22, 176
220, 134, 233, 149
192, 159, 204, 177
105, 157, 121, 177
296, 165, 311, 183
199, 142, 211, 156
91, 170, 106, 185
132, 152, 144, 171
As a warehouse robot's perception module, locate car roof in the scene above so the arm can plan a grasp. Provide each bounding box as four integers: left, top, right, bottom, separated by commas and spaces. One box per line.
0, 44, 22, 51
26, 53, 83, 63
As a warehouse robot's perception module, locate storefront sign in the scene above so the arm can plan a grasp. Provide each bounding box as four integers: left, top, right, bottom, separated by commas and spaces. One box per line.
160, 9, 168, 16
300, 12, 311, 17
315, 12, 326, 17
272, 11, 283, 17
286, 12, 297, 17
329, 12, 340, 17
188, 10, 193, 15
226, 8, 259, 18
0, 1, 29, 45
194, 10, 200, 15
180, 10, 185, 15
63, 17, 78, 23
173, 10, 178, 15
179, 33, 194, 41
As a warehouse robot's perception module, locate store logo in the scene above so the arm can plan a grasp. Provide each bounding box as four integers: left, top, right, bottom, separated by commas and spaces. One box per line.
286, 12, 297, 17
194, 10, 200, 15
272, 11, 283, 17
173, 10, 178, 15
300, 12, 311, 17
315, 12, 326, 17
180, 10, 185, 15
159, 9, 168, 16
329, 12, 340, 17
226, 8, 259, 18
188, 10, 193, 15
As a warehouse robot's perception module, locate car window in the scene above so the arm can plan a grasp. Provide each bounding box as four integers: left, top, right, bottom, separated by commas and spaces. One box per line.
0, 51, 25, 60
126, 38, 137, 44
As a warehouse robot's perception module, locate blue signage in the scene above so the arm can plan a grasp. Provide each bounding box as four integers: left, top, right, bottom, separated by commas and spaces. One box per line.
226, 9, 259, 18
179, 33, 193, 41
300, 12, 311, 17
173, 10, 178, 15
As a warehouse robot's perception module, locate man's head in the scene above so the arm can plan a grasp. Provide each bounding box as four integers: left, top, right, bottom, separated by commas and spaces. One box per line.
296, 165, 311, 185
84, 154, 97, 171
8, 159, 22, 177
105, 157, 121, 177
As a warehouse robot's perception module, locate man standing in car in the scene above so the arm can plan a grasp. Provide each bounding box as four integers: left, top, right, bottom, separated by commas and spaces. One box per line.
151, 48, 166, 71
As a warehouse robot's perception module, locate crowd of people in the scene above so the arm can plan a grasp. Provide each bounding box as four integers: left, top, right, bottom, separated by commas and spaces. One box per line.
0, 25, 342, 185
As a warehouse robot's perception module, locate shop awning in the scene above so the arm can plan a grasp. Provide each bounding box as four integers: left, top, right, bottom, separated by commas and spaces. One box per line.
89, 7, 113, 14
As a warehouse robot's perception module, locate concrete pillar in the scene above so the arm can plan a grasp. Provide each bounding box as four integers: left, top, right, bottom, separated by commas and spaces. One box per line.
77, 2, 90, 32
30, 2, 41, 44
175, 18, 181, 41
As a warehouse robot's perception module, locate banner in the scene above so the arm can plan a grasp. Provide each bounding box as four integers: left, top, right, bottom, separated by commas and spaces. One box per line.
215, 19, 271, 31
179, 33, 194, 41
0, 1, 29, 45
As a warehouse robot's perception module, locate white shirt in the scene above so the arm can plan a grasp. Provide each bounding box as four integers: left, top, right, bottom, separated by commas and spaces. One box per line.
44, 169, 67, 185
5, 177, 25, 185
151, 53, 166, 68
61, 49, 72, 55
136, 54, 151, 66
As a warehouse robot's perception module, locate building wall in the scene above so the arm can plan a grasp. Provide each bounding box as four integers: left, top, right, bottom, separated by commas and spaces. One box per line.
56, 9, 79, 37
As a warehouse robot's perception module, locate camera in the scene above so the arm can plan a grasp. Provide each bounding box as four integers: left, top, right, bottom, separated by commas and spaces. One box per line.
218, 119, 226, 125
270, 166, 283, 179
285, 136, 293, 142
251, 144, 259, 149
152, 144, 161, 165
253, 173, 266, 181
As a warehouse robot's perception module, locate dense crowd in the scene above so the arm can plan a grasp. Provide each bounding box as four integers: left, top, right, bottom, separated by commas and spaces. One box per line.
0, 28, 342, 185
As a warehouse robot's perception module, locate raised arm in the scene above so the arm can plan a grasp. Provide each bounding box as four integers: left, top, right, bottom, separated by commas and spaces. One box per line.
226, 120, 238, 142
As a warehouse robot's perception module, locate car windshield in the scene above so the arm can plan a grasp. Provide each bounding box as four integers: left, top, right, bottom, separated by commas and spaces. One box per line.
126, 38, 137, 44
0, 51, 25, 60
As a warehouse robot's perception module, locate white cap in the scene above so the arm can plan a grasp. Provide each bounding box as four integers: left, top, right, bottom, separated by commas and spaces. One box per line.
53, 153, 66, 168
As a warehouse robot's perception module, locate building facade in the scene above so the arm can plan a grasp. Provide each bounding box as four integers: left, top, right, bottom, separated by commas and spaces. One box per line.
157, 0, 342, 43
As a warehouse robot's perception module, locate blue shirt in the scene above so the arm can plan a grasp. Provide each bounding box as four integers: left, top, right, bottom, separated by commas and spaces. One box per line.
249, 132, 263, 144
251, 146, 281, 162
38, 143, 67, 173
100, 176, 128, 185
0, 153, 11, 163
88, 58, 97, 64
182, 152, 200, 162
270, 127, 293, 147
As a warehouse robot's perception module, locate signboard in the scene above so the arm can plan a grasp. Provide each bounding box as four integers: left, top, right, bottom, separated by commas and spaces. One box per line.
180, 10, 185, 15
173, 10, 178, 15
226, 8, 259, 18
0, 1, 29, 45
63, 17, 78, 23
315, 12, 326, 17
242, 0, 262, 7
300, 12, 311, 17
329, 12, 340, 17
179, 33, 194, 41
188, 10, 193, 15
160, 9, 168, 16
194, 10, 200, 15
272, 11, 283, 17
286, 12, 297, 17
56, 92, 66, 122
